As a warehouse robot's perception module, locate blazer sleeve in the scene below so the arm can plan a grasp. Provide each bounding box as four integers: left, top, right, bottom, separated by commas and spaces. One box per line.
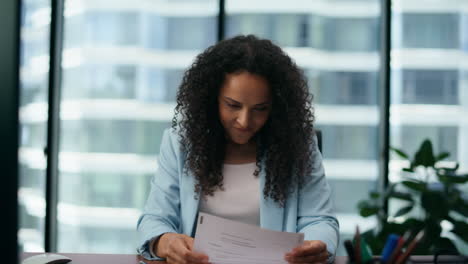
136, 129, 181, 260
296, 133, 340, 262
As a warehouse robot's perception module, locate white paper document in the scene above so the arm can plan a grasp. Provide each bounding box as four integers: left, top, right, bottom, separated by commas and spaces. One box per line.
193, 213, 304, 264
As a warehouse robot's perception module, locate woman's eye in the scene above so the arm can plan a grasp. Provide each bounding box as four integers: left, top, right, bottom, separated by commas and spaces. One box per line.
254, 107, 268, 111
227, 103, 240, 108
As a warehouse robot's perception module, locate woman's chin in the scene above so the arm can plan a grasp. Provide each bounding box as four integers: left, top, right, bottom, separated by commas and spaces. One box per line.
231, 139, 250, 145
230, 135, 252, 145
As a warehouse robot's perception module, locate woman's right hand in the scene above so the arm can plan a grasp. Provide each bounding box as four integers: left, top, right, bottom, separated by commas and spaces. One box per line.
156, 233, 210, 264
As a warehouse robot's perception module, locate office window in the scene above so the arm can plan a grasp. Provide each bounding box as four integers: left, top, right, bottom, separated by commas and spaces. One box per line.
309, 70, 378, 105
227, 14, 308, 47
62, 65, 184, 103
397, 13, 459, 49
146, 15, 216, 50
20, 74, 50, 106
62, 14, 85, 49
309, 16, 379, 52
401, 70, 458, 105
62, 65, 137, 100
390, 2, 468, 252
462, 71, 468, 106
143, 68, 184, 102
226, 13, 379, 52
60, 120, 170, 154
21, 123, 48, 148
64, 12, 139, 48
319, 125, 379, 160
57, 0, 217, 253
462, 14, 468, 52
18, 0, 51, 252
392, 126, 458, 160
59, 225, 140, 253
328, 178, 376, 214
89, 12, 140, 46
57, 171, 152, 212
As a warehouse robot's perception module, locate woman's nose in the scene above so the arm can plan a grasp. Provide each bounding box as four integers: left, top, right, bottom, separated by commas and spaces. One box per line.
237, 109, 250, 128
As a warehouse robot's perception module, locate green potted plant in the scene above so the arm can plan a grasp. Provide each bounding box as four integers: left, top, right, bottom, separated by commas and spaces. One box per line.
357, 139, 468, 254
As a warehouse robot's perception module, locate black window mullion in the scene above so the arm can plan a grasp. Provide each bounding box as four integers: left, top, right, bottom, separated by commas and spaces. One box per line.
45, 0, 65, 252
379, 0, 392, 219
217, 0, 225, 41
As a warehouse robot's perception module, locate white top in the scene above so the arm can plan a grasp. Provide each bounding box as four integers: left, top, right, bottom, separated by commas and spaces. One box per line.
149, 162, 260, 258
199, 162, 260, 226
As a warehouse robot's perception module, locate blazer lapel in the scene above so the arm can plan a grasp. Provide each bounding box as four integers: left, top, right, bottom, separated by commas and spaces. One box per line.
259, 166, 285, 231
182, 171, 200, 237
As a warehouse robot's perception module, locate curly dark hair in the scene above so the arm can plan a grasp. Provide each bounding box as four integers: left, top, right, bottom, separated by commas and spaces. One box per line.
172, 35, 316, 206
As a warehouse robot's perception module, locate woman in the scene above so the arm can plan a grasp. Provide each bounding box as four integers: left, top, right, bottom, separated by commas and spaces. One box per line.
137, 35, 339, 264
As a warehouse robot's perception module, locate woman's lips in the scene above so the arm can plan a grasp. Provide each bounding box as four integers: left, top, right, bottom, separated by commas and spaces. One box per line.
234, 127, 251, 133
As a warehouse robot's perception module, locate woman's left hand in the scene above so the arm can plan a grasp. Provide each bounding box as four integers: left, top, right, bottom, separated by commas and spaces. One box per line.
284, 240, 328, 264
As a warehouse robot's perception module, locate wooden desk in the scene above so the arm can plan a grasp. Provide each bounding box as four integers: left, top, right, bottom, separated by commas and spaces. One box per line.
22, 253, 140, 264
23, 253, 468, 264
22, 253, 349, 264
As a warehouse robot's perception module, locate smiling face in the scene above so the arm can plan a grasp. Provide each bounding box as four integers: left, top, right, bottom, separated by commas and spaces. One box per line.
218, 71, 272, 145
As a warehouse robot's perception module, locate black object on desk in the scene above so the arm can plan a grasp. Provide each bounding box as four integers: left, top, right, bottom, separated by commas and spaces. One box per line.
344, 240, 355, 262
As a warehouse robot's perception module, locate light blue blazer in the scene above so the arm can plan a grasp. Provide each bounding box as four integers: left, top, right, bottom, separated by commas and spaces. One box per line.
137, 128, 339, 260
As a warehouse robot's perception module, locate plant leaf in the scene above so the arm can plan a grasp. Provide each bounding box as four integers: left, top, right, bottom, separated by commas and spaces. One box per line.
402, 180, 426, 192
432, 237, 459, 254
358, 201, 379, 217
452, 197, 468, 217
391, 147, 410, 159
402, 167, 414, 173
437, 163, 459, 173
370, 191, 380, 199
451, 221, 468, 243
361, 229, 385, 254
435, 152, 450, 162
452, 163, 460, 171
402, 218, 424, 230
360, 207, 379, 217
388, 191, 413, 202
437, 173, 468, 184
424, 219, 442, 240
413, 139, 435, 168
421, 191, 449, 219
394, 205, 413, 217
437, 168, 457, 177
